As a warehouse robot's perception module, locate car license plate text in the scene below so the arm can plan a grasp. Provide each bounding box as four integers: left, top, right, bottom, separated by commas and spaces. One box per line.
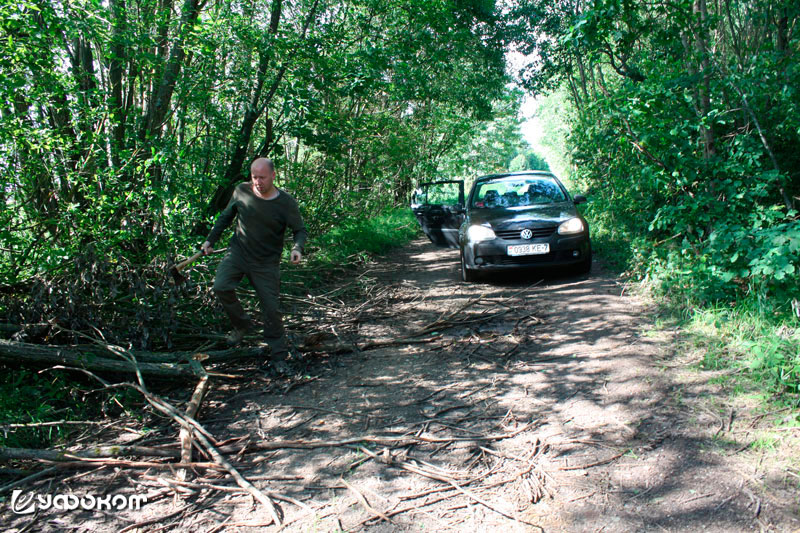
507, 243, 550, 256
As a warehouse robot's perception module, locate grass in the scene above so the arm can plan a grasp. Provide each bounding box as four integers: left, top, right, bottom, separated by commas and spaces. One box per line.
588, 205, 800, 409
310, 207, 419, 264
682, 298, 800, 402
281, 207, 420, 294
0, 369, 143, 448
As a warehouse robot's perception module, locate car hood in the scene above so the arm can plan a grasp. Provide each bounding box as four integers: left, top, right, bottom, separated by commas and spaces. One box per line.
468, 203, 579, 229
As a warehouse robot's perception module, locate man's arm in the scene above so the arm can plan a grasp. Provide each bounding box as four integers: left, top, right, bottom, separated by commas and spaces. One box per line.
201, 195, 238, 255
286, 198, 307, 264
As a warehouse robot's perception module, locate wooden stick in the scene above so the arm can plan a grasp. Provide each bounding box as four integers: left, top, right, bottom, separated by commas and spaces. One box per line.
51, 365, 282, 525
1, 424, 536, 468
118, 503, 193, 533
188, 421, 282, 525
0, 420, 106, 429
234, 422, 539, 452
0, 466, 60, 493
0, 445, 181, 462
559, 451, 625, 471
41, 459, 225, 470
340, 477, 394, 524
179, 370, 210, 481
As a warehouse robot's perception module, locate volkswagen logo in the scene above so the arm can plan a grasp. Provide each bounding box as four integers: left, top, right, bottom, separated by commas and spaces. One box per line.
520, 229, 533, 240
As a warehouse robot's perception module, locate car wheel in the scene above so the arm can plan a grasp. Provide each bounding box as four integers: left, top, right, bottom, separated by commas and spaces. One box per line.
575, 247, 592, 275
461, 251, 477, 282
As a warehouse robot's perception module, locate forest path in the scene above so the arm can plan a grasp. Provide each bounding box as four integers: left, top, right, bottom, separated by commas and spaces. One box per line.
230, 238, 797, 531
4, 239, 797, 532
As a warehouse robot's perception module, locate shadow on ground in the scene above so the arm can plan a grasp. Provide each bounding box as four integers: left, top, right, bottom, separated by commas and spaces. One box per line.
3, 239, 797, 532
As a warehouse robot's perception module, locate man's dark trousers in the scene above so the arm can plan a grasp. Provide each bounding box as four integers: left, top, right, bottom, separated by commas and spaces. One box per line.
213, 251, 288, 358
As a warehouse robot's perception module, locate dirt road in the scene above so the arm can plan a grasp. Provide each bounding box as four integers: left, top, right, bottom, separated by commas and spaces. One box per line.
4, 239, 798, 532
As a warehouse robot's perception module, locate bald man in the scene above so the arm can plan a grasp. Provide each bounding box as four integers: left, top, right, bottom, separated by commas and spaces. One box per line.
201, 158, 307, 374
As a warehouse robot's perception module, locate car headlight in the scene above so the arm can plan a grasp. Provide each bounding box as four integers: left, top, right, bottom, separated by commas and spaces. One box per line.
557, 217, 584, 235
467, 224, 496, 242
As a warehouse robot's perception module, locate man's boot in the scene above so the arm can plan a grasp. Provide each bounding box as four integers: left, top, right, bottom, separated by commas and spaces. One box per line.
226, 328, 248, 346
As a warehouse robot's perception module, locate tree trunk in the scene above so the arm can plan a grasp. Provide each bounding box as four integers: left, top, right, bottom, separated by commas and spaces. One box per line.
0, 340, 196, 379
138, 0, 202, 146
694, 0, 715, 159
207, 0, 321, 216
211, 0, 285, 214
109, 0, 127, 169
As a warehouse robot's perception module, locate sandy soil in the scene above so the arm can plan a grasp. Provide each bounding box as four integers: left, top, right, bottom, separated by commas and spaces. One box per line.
2, 238, 799, 532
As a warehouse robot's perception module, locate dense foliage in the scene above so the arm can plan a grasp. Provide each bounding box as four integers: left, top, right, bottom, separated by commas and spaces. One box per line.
0, 0, 510, 286
510, 0, 799, 395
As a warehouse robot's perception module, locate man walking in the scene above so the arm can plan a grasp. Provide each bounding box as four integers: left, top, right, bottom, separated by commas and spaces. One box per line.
201, 158, 307, 374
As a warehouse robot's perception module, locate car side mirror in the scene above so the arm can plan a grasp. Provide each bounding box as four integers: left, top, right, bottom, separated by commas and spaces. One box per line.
573, 194, 587, 205
453, 203, 465, 214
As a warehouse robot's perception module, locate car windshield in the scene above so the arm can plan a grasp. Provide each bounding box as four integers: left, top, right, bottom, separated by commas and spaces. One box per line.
471, 176, 567, 209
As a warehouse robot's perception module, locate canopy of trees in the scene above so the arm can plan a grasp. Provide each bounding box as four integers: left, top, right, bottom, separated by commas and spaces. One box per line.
1, 0, 512, 284
4, 0, 798, 317
510, 0, 799, 303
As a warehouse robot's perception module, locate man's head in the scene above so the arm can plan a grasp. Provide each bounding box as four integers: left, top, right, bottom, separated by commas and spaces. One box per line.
251, 158, 276, 197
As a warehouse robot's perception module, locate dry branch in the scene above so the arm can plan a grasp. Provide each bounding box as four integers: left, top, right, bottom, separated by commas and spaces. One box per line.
214, 422, 539, 454
559, 451, 625, 471
1, 424, 534, 468
0, 340, 196, 378
0, 445, 181, 462
179, 368, 210, 480
55, 365, 283, 525
340, 477, 395, 524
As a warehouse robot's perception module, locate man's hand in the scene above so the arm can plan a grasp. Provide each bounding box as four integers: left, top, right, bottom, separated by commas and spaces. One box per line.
290, 250, 302, 264
201, 241, 214, 255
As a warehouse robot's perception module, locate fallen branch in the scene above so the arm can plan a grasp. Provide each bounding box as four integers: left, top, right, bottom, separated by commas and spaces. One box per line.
0, 445, 181, 462
0, 340, 196, 378
54, 365, 283, 526
220, 422, 538, 453
118, 503, 193, 533
340, 477, 395, 524
0, 466, 60, 494
559, 451, 625, 471
0, 424, 536, 467
179, 367, 210, 481
0, 420, 106, 430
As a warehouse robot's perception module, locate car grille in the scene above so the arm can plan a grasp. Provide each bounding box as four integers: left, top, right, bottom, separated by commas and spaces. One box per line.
494, 227, 556, 240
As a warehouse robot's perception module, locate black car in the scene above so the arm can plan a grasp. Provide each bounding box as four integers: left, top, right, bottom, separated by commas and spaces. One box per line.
411, 171, 591, 281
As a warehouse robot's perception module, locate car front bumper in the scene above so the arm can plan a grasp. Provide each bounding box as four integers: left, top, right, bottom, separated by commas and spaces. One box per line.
462, 234, 591, 271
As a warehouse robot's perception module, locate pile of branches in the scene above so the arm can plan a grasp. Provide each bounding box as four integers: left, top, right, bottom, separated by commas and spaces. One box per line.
1, 246, 219, 352
0, 240, 451, 380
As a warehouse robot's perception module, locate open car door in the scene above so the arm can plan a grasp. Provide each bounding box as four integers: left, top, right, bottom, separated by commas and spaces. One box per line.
410, 180, 465, 248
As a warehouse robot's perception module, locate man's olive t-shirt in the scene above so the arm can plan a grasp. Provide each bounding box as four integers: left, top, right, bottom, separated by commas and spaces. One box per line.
206, 182, 307, 266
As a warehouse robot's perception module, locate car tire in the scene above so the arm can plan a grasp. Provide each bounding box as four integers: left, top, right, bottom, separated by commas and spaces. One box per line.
461, 251, 477, 282
575, 247, 592, 275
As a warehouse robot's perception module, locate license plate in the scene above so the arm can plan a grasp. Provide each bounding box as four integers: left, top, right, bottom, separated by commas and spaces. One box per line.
507, 243, 550, 256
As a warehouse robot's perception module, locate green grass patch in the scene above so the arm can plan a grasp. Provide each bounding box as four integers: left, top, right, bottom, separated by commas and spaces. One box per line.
579, 204, 635, 273
281, 207, 420, 293
310, 207, 419, 263
750, 435, 780, 452
0, 368, 142, 448
680, 298, 800, 403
